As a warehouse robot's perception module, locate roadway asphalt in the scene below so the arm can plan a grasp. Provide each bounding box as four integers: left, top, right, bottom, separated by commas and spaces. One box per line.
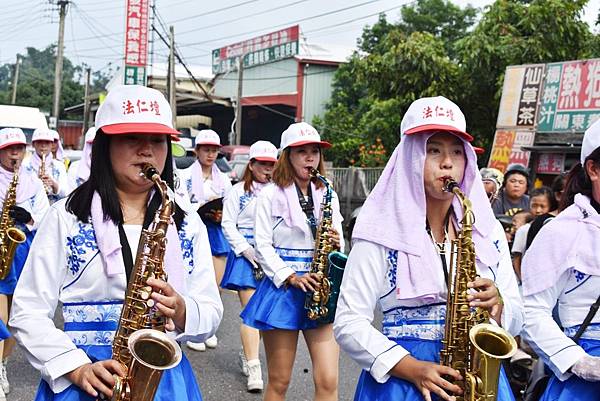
7, 289, 365, 401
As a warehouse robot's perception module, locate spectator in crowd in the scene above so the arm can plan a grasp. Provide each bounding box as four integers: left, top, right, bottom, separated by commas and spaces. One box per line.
493, 164, 530, 216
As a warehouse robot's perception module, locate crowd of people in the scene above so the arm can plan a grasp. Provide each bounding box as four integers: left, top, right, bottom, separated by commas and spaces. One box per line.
0, 85, 597, 401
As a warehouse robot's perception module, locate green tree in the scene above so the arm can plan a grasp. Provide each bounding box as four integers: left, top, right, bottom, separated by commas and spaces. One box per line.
0, 45, 113, 118
456, 0, 596, 152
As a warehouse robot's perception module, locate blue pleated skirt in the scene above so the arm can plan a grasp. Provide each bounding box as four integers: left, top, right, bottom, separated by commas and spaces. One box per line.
0, 320, 9, 340
220, 250, 261, 290
354, 337, 515, 401
240, 275, 319, 331
205, 221, 230, 256
33, 344, 203, 401
539, 338, 600, 401
0, 229, 34, 294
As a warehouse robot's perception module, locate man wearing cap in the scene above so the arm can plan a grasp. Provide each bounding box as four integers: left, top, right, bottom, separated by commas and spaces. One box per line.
23, 128, 69, 204
0, 127, 49, 400
179, 129, 232, 351
9, 85, 222, 401
221, 140, 278, 392
66, 127, 95, 192
492, 164, 530, 216
333, 96, 522, 401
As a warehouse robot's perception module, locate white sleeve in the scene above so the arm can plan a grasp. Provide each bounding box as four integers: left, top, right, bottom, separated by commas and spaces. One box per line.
331, 191, 345, 254
221, 187, 251, 256
55, 162, 69, 198
66, 161, 79, 193
523, 270, 585, 381
175, 218, 223, 343
492, 222, 525, 336
221, 171, 233, 197
511, 224, 529, 255
333, 241, 409, 383
29, 181, 51, 231
254, 190, 294, 288
9, 206, 92, 393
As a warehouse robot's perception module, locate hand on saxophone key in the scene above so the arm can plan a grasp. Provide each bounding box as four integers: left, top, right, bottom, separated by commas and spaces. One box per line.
467, 277, 503, 322
147, 277, 187, 331
66, 360, 127, 398
328, 228, 341, 250
285, 272, 320, 292
392, 355, 463, 401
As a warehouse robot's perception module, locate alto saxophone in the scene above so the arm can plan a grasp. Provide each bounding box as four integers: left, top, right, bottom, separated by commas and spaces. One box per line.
440, 178, 517, 401
0, 161, 26, 280
111, 163, 182, 401
304, 168, 346, 324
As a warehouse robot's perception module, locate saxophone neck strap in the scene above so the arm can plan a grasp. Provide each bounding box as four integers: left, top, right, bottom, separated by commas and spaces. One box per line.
118, 224, 134, 283
573, 293, 600, 343
295, 182, 317, 239
426, 207, 453, 286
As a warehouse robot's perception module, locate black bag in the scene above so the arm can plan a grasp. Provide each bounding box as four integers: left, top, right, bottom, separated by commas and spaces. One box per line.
523, 294, 600, 401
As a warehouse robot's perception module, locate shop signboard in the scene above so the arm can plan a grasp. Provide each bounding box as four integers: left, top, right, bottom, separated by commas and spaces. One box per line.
212, 25, 300, 74
536, 153, 565, 174
537, 59, 600, 132
123, 0, 149, 85
497, 64, 545, 128
488, 129, 535, 173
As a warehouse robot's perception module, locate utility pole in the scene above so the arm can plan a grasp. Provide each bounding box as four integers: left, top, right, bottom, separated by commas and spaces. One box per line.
11, 55, 21, 104
167, 25, 177, 128
82, 67, 91, 134
52, 0, 69, 126
235, 56, 244, 145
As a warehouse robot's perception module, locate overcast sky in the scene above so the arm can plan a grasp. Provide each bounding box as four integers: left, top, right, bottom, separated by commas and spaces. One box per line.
1, 0, 599, 80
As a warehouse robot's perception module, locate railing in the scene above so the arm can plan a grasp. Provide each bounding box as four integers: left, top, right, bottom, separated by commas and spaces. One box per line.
328, 167, 384, 221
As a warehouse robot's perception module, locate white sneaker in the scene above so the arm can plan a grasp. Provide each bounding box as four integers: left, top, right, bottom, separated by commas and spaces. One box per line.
0, 384, 5, 401
246, 359, 263, 393
186, 341, 206, 352
0, 360, 8, 394
239, 350, 249, 377
205, 335, 218, 349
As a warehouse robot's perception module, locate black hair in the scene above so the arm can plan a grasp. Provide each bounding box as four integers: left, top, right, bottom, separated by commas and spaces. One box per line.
560, 146, 600, 211
551, 173, 566, 194
529, 186, 558, 212
66, 130, 185, 229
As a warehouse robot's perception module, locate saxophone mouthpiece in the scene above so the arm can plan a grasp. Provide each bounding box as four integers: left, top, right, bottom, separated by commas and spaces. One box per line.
140, 163, 159, 181
442, 177, 459, 192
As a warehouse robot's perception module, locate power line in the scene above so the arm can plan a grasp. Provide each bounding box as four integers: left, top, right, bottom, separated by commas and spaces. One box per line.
165, 0, 261, 24
180, 0, 385, 47
175, 0, 310, 37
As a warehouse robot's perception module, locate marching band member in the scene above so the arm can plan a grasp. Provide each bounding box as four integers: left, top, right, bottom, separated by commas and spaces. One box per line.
180, 129, 232, 352
9, 85, 223, 401
522, 119, 600, 400
241, 122, 344, 401
67, 127, 95, 191
334, 97, 523, 401
221, 140, 278, 392
0, 127, 50, 400
24, 128, 69, 204
50, 130, 65, 164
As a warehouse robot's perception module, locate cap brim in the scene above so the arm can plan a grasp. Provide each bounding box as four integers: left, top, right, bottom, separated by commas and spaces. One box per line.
404, 124, 473, 142
195, 142, 222, 147
0, 140, 26, 150
473, 147, 485, 155
287, 140, 332, 149
101, 123, 180, 141
253, 156, 277, 162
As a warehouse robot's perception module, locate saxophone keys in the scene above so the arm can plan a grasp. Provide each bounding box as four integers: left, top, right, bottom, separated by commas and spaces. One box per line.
146, 299, 155, 308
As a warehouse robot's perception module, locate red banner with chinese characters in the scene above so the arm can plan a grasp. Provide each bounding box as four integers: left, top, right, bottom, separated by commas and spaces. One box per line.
536, 153, 565, 174
124, 0, 149, 85
488, 130, 535, 172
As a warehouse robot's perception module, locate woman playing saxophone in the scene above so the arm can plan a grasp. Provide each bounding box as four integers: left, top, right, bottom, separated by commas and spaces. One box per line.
241, 123, 344, 401
334, 96, 523, 401
9, 85, 223, 401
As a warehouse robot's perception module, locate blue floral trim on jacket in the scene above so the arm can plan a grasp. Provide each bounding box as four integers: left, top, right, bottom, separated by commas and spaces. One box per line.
178, 220, 195, 274
66, 223, 99, 275
239, 192, 254, 211
386, 250, 398, 288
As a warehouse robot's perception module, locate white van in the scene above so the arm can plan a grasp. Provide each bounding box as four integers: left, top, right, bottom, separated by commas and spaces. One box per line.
0, 105, 48, 142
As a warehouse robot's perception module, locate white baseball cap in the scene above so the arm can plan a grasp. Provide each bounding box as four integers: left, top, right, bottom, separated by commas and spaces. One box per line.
249, 140, 278, 162
194, 129, 221, 147
84, 127, 96, 144
32, 128, 58, 143
581, 118, 600, 165
95, 84, 179, 138
0, 128, 26, 150
400, 96, 473, 142
280, 122, 331, 150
